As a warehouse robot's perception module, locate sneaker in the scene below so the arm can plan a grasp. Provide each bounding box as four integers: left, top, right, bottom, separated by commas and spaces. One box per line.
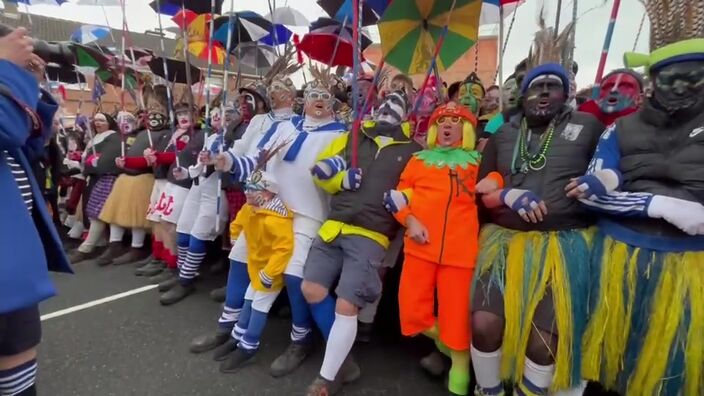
305, 376, 342, 396
219, 348, 255, 373
270, 342, 312, 378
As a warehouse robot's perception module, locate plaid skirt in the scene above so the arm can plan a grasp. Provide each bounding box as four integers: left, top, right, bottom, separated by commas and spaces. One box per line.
225, 189, 246, 223
85, 175, 117, 220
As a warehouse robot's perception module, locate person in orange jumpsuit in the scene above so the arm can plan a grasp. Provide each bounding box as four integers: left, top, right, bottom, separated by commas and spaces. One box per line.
383, 102, 503, 396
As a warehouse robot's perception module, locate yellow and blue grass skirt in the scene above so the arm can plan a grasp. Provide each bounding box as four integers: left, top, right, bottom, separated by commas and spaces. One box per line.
473, 224, 594, 392
582, 232, 704, 396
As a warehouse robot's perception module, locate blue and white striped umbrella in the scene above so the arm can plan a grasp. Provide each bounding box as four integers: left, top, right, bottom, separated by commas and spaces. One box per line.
6, 0, 67, 5
70, 25, 111, 45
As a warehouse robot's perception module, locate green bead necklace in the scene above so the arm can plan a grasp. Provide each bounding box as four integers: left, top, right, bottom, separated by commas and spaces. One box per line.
518, 117, 556, 173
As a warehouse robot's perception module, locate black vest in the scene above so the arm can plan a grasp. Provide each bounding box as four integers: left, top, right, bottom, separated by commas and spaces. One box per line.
613, 103, 704, 237
489, 109, 604, 231
328, 122, 421, 238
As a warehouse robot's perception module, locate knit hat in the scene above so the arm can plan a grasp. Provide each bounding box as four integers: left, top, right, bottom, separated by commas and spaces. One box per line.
427, 101, 478, 150
520, 63, 570, 96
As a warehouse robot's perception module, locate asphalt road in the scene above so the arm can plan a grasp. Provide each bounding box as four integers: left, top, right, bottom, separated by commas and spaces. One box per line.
36, 256, 449, 396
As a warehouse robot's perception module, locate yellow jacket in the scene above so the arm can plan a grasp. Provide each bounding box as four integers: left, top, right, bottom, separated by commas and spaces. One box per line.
230, 198, 294, 292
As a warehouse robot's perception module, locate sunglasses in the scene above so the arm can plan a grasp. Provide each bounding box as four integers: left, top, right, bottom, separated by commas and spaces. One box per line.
307, 92, 332, 101
437, 116, 461, 125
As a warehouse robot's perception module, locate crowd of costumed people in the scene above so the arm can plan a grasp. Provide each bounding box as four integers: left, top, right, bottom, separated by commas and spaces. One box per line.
1, 0, 703, 395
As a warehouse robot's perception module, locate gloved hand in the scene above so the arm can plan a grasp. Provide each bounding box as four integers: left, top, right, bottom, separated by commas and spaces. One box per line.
187, 163, 204, 179
311, 156, 346, 180
500, 189, 548, 223
383, 189, 409, 213
647, 195, 704, 236
172, 166, 188, 181
85, 154, 100, 168
63, 158, 81, 170
565, 169, 621, 200
259, 270, 273, 289
198, 150, 213, 166
341, 168, 362, 191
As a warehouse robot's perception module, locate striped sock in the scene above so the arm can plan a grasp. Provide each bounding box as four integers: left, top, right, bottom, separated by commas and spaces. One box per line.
176, 233, 190, 270
0, 359, 37, 396
179, 236, 207, 283
218, 306, 242, 329
237, 309, 268, 353
231, 300, 252, 341
290, 324, 311, 344
515, 358, 554, 396
232, 323, 247, 342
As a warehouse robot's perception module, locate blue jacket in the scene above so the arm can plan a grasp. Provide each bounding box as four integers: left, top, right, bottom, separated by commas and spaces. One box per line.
0, 60, 72, 314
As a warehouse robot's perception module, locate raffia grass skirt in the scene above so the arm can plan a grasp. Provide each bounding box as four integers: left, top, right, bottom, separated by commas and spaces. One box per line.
99, 173, 154, 229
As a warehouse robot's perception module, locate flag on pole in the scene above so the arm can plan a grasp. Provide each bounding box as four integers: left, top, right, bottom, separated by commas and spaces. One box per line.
480, 0, 523, 25
91, 78, 106, 104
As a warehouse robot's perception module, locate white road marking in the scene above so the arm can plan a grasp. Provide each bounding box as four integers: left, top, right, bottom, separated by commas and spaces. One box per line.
40, 284, 158, 321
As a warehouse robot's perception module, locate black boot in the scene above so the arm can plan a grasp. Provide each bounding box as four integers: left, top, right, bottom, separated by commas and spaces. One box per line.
212, 338, 236, 361
112, 247, 150, 266
94, 242, 129, 267
159, 283, 194, 305
149, 270, 176, 285
68, 248, 101, 264
190, 329, 231, 353
209, 286, 226, 303
135, 260, 165, 276
219, 348, 256, 374
157, 275, 180, 292
134, 254, 155, 269
270, 342, 313, 377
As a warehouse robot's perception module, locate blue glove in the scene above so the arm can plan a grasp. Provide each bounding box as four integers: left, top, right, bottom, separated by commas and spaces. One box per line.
342, 168, 363, 191
570, 169, 621, 200
383, 189, 409, 213
259, 270, 273, 289
311, 155, 347, 180
500, 189, 546, 222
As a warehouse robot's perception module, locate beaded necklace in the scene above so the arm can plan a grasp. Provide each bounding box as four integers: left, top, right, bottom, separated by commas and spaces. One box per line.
517, 117, 557, 173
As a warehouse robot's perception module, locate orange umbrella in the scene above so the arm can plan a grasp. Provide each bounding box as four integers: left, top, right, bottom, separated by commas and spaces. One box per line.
188, 41, 227, 65
186, 13, 216, 41
171, 9, 197, 30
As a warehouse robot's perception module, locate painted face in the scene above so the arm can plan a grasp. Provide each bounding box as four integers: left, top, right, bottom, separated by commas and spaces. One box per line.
210, 108, 223, 131
652, 61, 704, 113
481, 88, 501, 114
147, 112, 168, 130
458, 82, 484, 114
523, 77, 566, 123
304, 87, 335, 119
349, 79, 374, 106
117, 113, 137, 135
176, 110, 192, 129
68, 138, 78, 152
268, 80, 294, 110
435, 116, 464, 147
598, 72, 642, 114
502, 78, 519, 109
93, 114, 109, 133
238, 92, 256, 120
376, 91, 408, 125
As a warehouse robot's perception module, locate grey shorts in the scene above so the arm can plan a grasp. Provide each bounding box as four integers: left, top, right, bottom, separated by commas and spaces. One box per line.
303, 235, 387, 308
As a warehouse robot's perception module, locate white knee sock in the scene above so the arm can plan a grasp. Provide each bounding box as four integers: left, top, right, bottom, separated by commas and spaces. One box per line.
551, 380, 587, 396
79, 219, 106, 252
131, 228, 147, 248
471, 344, 503, 394
68, 220, 84, 239
109, 224, 125, 243
521, 357, 554, 393
319, 313, 357, 381
357, 294, 381, 324
64, 214, 75, 228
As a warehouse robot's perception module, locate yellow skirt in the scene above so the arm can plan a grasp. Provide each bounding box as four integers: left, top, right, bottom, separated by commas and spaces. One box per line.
99, 173, 155, 229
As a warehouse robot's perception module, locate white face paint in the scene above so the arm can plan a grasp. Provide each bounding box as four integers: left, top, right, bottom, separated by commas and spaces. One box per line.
117, 113, 137, 134
304, 87, 334, 120
376, 91, 408, 125
93, 114, 109, 133
210, 108, 223, 131
176, 111, 192, 129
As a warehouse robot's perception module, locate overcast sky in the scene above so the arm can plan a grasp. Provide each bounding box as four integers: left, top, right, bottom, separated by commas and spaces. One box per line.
9, 0, 651, 88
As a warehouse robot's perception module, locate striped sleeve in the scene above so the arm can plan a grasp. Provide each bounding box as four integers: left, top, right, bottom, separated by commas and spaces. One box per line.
579, 191, 653, 217
586, 123, 621, 176
4, 150, 33, 212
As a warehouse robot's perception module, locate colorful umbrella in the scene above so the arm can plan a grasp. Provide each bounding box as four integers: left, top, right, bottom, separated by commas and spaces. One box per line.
265, 6, 310, 26
75, 0, 121, 5
317, 0, 383, 26
171, 9, 198, 31
95, 66, 139, 90
260, 24, 293, 46
297, 32, 368, 68
183, 12, 217, 40
46, 64, 86, 84
149, 0, 223, 15
188, 41, 227, 65
378, 0, 482, 75
146, 56, 202, 84
213, 12, 272, 49
69, 25, 110, 45
309, 17, 372, 45
70, 43, 110, 69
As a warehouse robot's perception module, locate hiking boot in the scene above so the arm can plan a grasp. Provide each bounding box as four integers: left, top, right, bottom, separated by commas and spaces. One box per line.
270, 342, 312, 378
149, 270, 176, 285
305, 376, 342, 396
112, 247, 150, 266
158, 276, 180, 292
219, 348, 256, 374
159, 283, 195, 306
420, 350, 447, 377
135, 260, 165, 276
355, 321, 374, 343
210, 287, 226, 303
94, 242, 129, 267
212, 338, 236, 361
190, 330, 231, 354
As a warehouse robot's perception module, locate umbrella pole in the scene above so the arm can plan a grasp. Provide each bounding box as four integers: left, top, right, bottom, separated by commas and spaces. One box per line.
594, 0, 621, 86
178, 1, 199, 169
554, 0, 563, 40
350, 0, 363, 168
498, 5, 504, 111
325, 15, 349, 74
155, 0, 178, 151
203, 0, 218, 150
